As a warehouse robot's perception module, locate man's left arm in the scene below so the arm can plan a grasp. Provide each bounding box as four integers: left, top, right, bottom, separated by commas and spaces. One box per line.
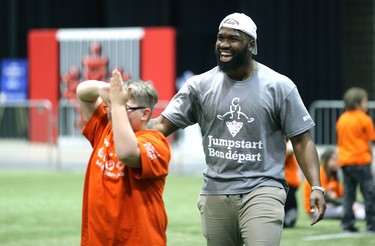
290, 131, 327, 225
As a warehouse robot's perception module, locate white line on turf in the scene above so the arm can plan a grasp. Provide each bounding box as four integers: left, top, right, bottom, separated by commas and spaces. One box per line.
303, 233, 371, 241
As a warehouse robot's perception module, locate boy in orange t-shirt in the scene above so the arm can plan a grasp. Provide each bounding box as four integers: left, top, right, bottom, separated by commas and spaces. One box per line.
336, 87, 375, 233
76, 69, 171, 245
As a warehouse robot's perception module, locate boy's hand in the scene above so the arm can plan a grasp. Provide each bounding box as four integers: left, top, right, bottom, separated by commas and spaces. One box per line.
109, 69, 128, 106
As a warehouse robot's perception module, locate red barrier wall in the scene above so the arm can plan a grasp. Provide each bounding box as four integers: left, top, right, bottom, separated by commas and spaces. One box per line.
28, 29, 59, 142
28, 27, 175, 142
141, 27, 176, 118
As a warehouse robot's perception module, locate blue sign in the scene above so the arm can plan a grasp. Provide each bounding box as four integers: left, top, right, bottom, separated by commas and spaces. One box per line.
0, 59, 28, 102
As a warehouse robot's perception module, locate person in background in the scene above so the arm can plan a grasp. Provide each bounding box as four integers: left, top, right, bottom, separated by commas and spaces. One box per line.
149, 12, 326, 246
284, 139, 302, 228
303, 149, 365, 220
82, 41, 108, 81
76, 69, 171, 245
336, 87, 375, 233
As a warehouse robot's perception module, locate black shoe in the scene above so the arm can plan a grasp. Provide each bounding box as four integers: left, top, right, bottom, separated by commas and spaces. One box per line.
343, 226, 359, 233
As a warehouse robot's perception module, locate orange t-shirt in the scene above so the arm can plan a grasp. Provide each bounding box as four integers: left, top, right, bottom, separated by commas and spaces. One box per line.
80, 104, 171, 246
336, 110, 375, 166
284, 153, 301, 189
303, 166, 343, 215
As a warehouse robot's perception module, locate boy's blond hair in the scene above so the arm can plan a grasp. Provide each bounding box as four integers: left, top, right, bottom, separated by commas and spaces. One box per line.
123, 79, 158, 113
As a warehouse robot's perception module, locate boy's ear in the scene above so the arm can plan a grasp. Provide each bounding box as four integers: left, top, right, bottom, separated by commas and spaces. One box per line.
142, 108, 152, 121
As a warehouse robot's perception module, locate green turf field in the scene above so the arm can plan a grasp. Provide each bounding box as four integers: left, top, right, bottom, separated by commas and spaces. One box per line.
0, 171, 374, 245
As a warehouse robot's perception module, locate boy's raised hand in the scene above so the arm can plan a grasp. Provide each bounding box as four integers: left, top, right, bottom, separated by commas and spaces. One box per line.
109, 69, 128, 106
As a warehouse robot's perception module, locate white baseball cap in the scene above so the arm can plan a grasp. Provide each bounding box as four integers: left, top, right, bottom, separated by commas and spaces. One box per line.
218, 13, 258, 55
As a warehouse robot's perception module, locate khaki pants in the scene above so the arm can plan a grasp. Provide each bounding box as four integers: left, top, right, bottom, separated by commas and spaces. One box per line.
197, 187, 286, 246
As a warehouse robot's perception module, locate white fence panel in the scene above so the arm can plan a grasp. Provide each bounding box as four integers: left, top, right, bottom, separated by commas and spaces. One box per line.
309, 100, 375, 145
0, 100, 55, 168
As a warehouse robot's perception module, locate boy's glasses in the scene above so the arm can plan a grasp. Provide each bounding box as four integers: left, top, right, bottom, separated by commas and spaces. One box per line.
104, 106, 146, 113
126, 106, 147, 111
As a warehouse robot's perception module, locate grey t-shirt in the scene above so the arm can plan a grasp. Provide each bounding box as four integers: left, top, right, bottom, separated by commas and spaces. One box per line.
162, 62, 315, 195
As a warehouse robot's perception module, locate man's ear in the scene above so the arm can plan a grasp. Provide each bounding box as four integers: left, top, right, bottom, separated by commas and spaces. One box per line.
248, 39, 255, 51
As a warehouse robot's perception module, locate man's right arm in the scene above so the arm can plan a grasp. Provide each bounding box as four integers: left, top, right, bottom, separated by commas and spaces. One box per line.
148, 115, 180, 137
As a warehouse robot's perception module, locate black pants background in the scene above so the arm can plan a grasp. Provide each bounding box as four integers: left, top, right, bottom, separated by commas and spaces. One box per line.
341, 164, 375, 231
284, 186, 298, 228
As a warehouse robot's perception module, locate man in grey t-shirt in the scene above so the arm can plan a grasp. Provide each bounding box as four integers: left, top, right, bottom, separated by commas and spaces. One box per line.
150, 12, 326, 246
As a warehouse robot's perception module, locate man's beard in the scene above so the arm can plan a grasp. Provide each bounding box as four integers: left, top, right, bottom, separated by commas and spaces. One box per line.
216, 45, 249, 73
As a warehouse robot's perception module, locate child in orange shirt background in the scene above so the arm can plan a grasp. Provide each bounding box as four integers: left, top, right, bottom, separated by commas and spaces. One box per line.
336, 87, 375, 233
303, 149, 365, 221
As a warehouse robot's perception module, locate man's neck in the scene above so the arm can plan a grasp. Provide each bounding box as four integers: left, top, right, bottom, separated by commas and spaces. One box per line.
226, 59, 256, 81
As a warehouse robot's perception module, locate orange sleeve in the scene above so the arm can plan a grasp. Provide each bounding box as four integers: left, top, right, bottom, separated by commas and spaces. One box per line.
337, 182, 344, 198
285, 153, 301, 188
327, 178, 344, 198
82, 102, 108, 147
135, 130, 171, 180
319, 166, 328, 189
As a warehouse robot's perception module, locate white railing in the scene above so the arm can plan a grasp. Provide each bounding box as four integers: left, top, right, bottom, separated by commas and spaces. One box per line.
309, 100, 375, 145
6, 99, 373, 171
0, 99, 55, 168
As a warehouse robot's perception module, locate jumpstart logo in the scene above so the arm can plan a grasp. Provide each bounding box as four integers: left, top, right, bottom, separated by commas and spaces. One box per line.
205, 97, 263, 163
217, 97, 254, 137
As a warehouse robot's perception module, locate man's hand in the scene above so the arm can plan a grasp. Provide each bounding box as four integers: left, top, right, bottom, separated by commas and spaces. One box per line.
309, 190, 326, 225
